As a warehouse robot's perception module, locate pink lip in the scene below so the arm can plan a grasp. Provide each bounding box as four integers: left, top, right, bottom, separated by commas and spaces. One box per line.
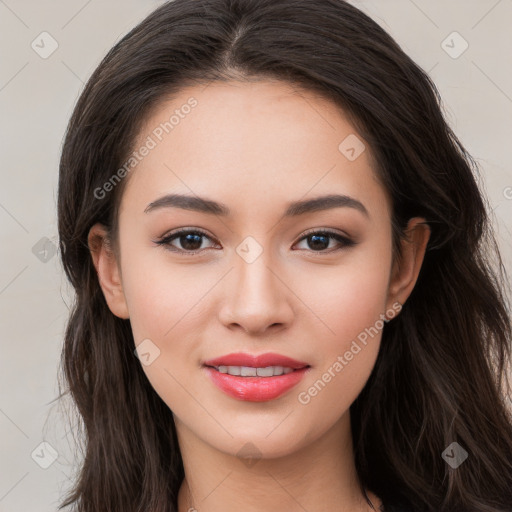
202, 352, 311, 402
203, 352, 309, 369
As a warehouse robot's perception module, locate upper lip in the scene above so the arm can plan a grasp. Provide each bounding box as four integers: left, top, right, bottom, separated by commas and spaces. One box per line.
203, 352, 310, 369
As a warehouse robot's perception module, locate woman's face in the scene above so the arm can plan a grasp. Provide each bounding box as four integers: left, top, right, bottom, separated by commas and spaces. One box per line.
90, 79, 428, 458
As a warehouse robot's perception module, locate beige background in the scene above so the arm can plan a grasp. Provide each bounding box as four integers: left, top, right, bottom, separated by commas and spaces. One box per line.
1, 1, 511, 510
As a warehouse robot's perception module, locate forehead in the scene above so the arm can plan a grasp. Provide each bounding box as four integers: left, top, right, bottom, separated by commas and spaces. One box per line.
120, 79, 389, 221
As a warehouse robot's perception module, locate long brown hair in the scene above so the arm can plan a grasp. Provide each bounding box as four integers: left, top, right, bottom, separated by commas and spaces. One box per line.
56, 1, 512, 510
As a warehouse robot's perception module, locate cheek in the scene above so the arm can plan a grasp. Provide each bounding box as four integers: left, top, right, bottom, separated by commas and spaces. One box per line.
293, 240, 391, 406
330, 266, 390, 342
120, 246, 219, 399
121, 253, 209, 407
119, 235, 206, 343
294, 266, 390, 430
301, 245, 392, 351
122, 268, 175, 345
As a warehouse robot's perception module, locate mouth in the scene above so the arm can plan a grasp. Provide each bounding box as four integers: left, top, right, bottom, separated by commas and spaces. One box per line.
202, 351, 311, 371
201, 352, 312, 402
204, 364, 310, 377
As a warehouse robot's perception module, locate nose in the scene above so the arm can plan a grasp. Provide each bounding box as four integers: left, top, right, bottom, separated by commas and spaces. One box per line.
218, 250, 294, 336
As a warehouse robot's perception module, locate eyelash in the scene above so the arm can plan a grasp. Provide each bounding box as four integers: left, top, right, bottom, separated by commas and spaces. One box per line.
153, 227, 356, 256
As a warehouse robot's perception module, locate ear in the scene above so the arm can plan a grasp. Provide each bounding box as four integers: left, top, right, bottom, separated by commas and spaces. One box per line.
386, 217, 430, 313
88, 223, 130, 319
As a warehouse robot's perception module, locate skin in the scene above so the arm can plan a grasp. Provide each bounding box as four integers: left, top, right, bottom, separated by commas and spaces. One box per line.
88, 79, 430, 512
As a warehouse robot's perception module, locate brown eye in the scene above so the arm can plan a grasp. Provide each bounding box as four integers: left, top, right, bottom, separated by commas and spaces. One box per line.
293, 230, 356, 253
154, 228, 219, 254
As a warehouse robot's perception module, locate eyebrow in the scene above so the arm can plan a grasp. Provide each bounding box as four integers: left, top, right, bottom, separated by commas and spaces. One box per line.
144, 193, 369, 218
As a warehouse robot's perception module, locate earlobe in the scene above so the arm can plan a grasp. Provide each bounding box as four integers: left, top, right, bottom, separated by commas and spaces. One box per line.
88, 223, 130, 319
386, 217, 431, 312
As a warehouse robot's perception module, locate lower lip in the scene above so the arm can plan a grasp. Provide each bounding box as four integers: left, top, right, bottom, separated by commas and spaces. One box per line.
203, 366, 310, 402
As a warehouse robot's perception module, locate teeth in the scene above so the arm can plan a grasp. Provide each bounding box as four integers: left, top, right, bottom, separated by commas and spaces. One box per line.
215, 365, 295, 377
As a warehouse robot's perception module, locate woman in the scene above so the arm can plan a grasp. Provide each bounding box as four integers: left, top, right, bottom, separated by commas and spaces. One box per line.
56, 0, 512, 511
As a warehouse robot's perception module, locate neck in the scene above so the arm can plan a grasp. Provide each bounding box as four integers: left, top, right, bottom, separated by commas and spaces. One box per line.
175, 412, 382, 512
